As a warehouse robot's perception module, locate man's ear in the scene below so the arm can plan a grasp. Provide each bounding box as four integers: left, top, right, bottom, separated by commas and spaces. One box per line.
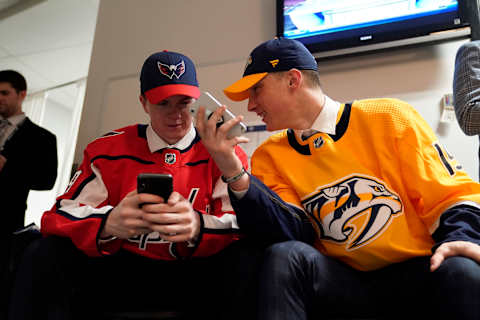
18, 90, 27, 101
287, 69, 303, 89
139, 94, 148, 113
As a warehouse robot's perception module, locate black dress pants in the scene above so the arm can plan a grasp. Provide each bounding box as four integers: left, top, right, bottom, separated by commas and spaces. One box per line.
9, 236, 263, 320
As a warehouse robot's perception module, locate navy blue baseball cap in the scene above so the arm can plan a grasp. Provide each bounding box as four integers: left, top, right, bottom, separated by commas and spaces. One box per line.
223, 38, 318, 101
140, 51, 200, 104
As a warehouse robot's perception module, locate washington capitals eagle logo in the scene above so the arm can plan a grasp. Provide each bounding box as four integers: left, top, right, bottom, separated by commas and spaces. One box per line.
158, 60, 185, 79
301, 175, 403, 250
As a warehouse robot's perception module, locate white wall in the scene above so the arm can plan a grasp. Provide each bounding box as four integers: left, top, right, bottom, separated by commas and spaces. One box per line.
77, 0, 478, 180
26, 99, 73, 225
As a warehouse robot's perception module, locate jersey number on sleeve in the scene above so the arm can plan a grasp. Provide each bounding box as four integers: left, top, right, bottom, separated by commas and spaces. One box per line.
433, 142, 462, 176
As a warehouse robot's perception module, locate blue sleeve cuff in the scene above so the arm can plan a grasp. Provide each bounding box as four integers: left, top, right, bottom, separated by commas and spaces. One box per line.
431, 204, 480, 252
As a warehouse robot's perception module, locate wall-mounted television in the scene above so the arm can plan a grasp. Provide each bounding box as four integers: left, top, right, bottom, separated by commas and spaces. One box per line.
277, 0, 471, 59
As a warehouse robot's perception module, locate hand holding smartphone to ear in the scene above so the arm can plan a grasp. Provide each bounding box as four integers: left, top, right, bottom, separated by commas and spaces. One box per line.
190, 91, 247, 139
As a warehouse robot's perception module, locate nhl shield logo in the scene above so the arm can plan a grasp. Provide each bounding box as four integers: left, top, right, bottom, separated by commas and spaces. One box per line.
165, 153, 176, 164
313, 137, 324, 149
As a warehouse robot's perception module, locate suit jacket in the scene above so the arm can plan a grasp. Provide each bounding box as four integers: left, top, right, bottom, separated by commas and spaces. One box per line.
453, 40, 480, 179
0, 117, 57, 236
453, 40, 480, 136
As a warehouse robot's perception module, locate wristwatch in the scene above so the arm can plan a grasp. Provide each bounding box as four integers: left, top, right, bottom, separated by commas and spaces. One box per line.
221, 168, 247, 184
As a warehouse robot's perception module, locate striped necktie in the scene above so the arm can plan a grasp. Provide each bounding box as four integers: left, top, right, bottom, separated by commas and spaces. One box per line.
0, 119, 10, 138
0, 119, 11, 148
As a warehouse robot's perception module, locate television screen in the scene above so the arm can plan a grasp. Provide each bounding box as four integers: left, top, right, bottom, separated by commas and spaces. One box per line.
277, 0, 470, 58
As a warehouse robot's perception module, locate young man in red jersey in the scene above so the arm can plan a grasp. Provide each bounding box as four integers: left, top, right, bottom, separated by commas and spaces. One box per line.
9, 51, 260, 320
197, 38, 480, 320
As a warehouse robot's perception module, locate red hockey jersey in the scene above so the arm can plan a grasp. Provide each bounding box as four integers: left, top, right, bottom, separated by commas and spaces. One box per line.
41, 124, 248, 260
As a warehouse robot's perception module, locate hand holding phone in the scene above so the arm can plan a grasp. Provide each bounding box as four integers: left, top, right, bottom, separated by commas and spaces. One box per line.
137, 173, 173, 202
190, 91, 247, 139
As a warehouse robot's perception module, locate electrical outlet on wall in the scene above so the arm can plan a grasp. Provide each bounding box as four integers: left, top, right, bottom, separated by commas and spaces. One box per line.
440, 93, 456, 123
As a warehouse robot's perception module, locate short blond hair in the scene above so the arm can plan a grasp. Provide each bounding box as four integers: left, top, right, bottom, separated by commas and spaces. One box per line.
272, 69, 322, 89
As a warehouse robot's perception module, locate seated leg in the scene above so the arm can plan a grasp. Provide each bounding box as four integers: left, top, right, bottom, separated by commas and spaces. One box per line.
258, 240, 380, 320
431, 256, 480, 320
9, 236, 79, 320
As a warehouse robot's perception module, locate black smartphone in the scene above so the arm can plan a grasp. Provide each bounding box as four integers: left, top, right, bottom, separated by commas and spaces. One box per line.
137, 173, 173, 201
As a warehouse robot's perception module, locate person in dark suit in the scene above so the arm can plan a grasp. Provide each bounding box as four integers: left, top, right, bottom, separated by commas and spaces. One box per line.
453, 41, 480, 180
0, 70, 57, 319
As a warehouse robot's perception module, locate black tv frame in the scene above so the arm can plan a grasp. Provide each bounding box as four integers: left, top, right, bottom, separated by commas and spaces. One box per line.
276, 0, 472, 59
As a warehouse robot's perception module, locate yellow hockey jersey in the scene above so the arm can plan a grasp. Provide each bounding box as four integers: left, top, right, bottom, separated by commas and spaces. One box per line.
251, 98, 480, 271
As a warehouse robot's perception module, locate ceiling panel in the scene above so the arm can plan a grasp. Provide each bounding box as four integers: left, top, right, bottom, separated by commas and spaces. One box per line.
46, 82, 81, 110
18, 43, 93, 89
0, 0, 98, 55
0, 56, 55, 92
0, 0, 99, 95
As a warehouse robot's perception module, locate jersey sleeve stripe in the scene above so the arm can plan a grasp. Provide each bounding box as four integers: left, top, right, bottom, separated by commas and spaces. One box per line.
203, 214, 239, 230
186, 159, 209, 166
56, 207, 112, 221
55, 164, 111, 220
203, 228, 240, 234
91, 154, 155, 164
69, 174, 96, 200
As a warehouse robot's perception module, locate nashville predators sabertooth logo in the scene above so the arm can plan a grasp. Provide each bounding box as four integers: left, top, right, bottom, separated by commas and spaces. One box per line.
302, 175, 403, 250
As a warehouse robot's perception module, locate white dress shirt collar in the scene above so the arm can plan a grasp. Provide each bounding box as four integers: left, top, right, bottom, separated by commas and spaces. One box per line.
146, 122, 196, 153
309, 95, 341, 135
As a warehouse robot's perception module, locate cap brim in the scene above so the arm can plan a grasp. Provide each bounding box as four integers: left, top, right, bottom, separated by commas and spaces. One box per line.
145, 84, 200, 104
223, 73, 268, 101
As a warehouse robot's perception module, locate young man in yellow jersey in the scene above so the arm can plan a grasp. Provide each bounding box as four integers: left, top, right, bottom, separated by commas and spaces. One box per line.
196, 38, 480, 319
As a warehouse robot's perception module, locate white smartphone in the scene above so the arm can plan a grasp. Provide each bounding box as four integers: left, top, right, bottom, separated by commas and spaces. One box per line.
190, 91, 247, 138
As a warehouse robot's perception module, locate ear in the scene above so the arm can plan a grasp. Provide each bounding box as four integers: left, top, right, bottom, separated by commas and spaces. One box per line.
18, 90, 27, 101
287, 69, 302, 89
139, 94, 149, 114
